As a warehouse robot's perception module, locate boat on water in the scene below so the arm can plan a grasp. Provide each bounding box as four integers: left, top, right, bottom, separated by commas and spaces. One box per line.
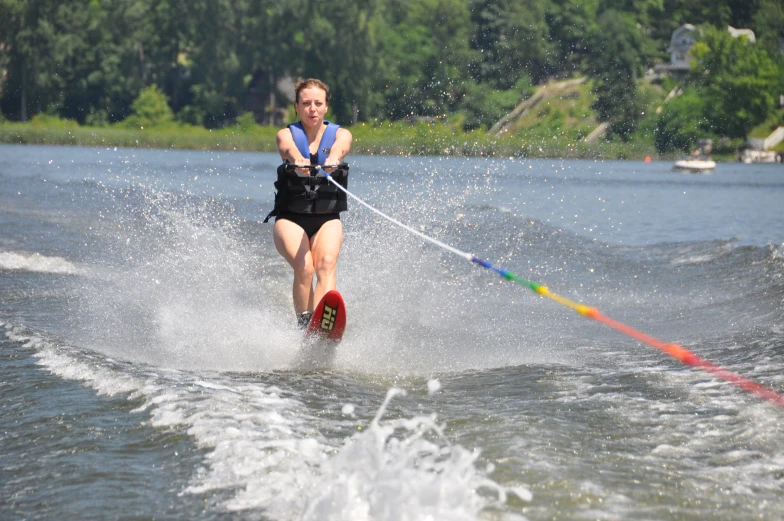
672, 158, 716, 173
673, 138, 716, 173
739, 149, 782, 164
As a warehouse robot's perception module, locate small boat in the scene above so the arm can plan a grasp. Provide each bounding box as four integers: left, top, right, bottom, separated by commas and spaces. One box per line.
739, 149, 781, 164
672, 158, 716, 173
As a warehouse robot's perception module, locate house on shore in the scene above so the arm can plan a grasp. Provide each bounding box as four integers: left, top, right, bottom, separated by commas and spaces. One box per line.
654, 24, 697, 75
654, 24, 757, 76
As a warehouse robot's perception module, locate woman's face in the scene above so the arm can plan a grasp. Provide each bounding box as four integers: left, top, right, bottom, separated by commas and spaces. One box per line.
296, 87, 328, 128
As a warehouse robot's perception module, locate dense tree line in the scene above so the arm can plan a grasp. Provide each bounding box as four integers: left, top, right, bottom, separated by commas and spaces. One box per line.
1, 0, 782, 147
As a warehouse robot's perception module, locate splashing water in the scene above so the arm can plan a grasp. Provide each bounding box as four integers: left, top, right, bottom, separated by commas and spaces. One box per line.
300, 388, 532, 521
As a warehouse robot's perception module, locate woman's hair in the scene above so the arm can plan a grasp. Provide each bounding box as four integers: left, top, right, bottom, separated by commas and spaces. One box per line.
295, 78, 330, 104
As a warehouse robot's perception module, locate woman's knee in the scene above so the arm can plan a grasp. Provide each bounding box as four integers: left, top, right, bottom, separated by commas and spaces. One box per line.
292, 257, 315, 281
314, 252, 338, 275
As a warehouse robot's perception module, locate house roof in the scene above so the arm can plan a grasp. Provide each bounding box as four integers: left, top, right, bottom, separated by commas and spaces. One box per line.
667, 24, 696, 53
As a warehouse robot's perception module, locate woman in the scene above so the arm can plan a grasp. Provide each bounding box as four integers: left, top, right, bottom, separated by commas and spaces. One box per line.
273, 78, 352, 328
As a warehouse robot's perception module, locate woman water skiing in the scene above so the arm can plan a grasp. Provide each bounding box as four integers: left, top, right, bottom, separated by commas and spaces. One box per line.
269, 78, 352, 328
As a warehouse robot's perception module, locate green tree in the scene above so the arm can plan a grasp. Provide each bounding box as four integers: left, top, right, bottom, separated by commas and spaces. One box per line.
179, 0, 243, 127
752, 0, 784, 58
377, 0, 475, 119
654, 89, 707, 152
459, 76, 533, 130
546, 0, 599, 72
296, 0, 388, 124
1, 0, 778, 134
238, 0, 300, 124
0, 0, 70, 121
585, 8, 646, 138
127, 84, 174, 127
58, 0, 148, 124
470, 0, 558, 87
690, 24, 780, 137
0, 0, 25, 118
134, 0, 197, 113
0, 0, 148, 123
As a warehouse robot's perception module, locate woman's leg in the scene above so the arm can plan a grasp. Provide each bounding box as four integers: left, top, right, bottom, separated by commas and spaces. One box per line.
309, 219, 343, 306
273, 218, 315, 314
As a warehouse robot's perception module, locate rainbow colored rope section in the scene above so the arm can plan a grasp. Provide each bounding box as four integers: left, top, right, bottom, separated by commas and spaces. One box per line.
319, 168, 784, 408
470, 256, 784, 407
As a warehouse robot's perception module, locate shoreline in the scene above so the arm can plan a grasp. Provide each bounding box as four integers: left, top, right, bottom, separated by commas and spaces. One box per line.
0, 121, 708, 161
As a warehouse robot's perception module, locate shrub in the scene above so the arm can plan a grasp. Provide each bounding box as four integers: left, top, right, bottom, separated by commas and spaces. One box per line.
235, 112, 257, 132
458, 76, 533, 131
127, 85, 174, 127
177, 105, 205, 126
30, 114, 80, 129
85, 109, 109, 127
654, 90, 708, 153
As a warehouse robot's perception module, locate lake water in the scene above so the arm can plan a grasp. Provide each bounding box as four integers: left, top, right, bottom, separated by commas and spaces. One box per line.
2, 143, 783, 520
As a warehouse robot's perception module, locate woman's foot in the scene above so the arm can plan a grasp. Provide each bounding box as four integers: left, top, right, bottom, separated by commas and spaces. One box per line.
297, 311, 313, 329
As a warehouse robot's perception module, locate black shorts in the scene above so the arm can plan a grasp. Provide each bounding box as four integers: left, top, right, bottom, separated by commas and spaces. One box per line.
276, 212, 340, 239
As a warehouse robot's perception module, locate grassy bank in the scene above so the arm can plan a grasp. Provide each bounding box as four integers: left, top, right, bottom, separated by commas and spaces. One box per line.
0, 117, 665, 160
0, 117, 280, 152
0, 79, 675, 161
350, 119, 661, 159
0, 78, 667, 160
0, 77, 767, 161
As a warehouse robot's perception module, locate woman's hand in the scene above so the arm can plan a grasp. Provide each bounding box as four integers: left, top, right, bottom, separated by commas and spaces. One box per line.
322, 155, 342, 173
290, 156, 311, 174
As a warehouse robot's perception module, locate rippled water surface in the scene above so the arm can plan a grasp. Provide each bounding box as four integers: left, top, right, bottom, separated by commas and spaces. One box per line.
2, 144, 783, 520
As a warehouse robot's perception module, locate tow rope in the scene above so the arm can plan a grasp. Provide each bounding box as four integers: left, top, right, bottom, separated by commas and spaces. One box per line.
317, 166, 784, 408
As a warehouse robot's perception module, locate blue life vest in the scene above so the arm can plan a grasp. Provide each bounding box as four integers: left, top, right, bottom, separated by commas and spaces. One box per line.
263, 121, 348, 222
289, 120, 340, 164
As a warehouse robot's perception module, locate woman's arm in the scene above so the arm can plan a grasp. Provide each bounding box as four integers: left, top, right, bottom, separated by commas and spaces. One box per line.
324, 128, 352, 166
276, 128, 310, 166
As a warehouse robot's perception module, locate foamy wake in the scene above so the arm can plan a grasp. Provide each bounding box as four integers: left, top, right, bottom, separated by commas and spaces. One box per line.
0, 250, 84, 275
2, 322, 532, 521
668, 242, 734, 265
298, 388, 532, 521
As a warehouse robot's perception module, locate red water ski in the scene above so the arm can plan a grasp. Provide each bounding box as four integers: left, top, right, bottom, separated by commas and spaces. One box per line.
305, 290, 346, 341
